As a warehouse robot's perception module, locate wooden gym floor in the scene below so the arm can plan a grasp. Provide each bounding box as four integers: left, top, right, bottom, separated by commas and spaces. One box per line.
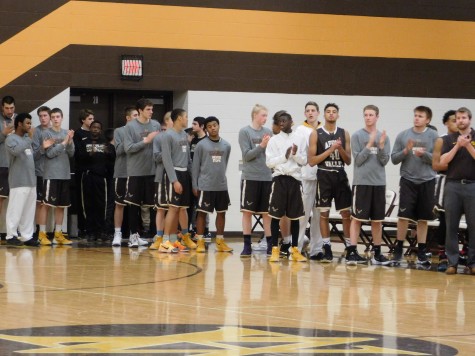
0, 239, 473, 355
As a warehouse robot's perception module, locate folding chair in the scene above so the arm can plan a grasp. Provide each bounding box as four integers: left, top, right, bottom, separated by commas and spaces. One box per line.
251, 214, 264, 233
328, 207, 347, 245
380, 190, 398, 251
329, 215, 346, 244
360, 189, 398, 251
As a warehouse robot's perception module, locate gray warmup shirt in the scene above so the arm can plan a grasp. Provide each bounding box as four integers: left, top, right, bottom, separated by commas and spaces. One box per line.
161, 128, 191, 183
0, 114, 14, 168
351, 128, 390, 186
113, 126, 127, 178
152, 132, 165, 183
31, 125, 49, 177
124, 118, 160, 177
391, 127, 438, 183
238, 125, 272, 181
43, 128, 75, 180
5, 133, 36, 188
192, 137, 231, 191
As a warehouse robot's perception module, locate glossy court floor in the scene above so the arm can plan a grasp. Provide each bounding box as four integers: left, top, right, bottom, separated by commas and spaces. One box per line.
0, 239, 474, 355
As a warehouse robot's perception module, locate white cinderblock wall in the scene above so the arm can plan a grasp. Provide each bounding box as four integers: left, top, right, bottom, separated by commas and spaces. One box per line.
186, 90, 475, 232
25, 89, 474, 234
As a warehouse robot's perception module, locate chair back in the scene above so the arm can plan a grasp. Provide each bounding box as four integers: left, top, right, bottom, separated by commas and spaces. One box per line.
385, 190, 397, 217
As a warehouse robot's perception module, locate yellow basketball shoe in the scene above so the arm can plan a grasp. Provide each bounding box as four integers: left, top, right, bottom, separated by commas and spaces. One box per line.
216, 238, 233, 252
290, 246, 307, 262
149, 236, 163, 250
53, 231, 72, 245
38, 231, 51, 246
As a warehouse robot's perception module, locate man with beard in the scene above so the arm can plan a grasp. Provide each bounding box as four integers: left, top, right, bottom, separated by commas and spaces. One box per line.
433, 107, 475, 275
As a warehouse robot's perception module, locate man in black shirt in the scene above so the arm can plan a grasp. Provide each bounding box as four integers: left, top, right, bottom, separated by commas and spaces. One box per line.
433, 107, 475, 275
76, 121, 115, 245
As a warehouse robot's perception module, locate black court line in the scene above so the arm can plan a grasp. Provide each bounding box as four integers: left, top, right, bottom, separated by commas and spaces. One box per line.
0, 247, 203, 293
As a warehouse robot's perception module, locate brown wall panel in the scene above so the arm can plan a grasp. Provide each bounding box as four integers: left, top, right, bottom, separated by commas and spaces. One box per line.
5, 45, 475, 112
2, 1, 474, 114
0, 0, 68, 43
3, 2, 475, 91
75, 0, 475, 21
8, 0, 473, 50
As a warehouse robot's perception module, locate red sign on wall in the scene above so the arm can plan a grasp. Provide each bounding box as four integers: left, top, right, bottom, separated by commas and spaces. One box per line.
121, 55, 143, 80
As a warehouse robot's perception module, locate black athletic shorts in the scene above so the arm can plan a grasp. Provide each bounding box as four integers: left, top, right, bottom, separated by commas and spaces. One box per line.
315, 169, 352, 212
0, 167, 9, 198
114, 177, 127, 206
268, 175, 304, 220
124, 175, 155, 207
43, 179, 71, 208
240, 179, 272, 214
163, 169, 191, 208
196, 190, 230, 213
154, 182, 169, 210
398, 177, 435, 222
36, 176, 44, 202
351, 185, 386, 222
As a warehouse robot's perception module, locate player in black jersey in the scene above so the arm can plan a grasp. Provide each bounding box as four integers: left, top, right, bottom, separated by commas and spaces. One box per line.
308, 103, 352, 262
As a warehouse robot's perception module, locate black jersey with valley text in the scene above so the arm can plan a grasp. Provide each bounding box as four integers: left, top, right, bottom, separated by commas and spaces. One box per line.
316, 127, 347, 171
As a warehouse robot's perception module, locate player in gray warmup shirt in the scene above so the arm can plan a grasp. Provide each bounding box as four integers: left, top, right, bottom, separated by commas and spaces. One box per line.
149, 111, 175, 251
191, 116, 233, 253
123, 99, 160, 248
160, 108, 197, 252
346, 105, 391, 266
239, 104, 273, 257
32, 108, 51, 180
391, 105, 439, 265
4, 113, 37, 247
111, 106, 138, 247
0, 96, 16, 229
40, 107, 75, 245
31, 106, 55, 246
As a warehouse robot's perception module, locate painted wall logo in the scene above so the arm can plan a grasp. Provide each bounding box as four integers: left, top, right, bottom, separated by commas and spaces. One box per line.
0, 324, 457, 354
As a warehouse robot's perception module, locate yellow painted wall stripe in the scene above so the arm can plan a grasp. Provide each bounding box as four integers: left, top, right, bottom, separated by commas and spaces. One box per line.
1, 0, 475, 88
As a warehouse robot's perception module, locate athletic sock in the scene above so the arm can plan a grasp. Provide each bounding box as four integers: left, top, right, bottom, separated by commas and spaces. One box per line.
418, 243, 427, 256
266, 236, 272, 245
243, 234, 251, 245
373, 245, 381, 257
323, 237, 331, 245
